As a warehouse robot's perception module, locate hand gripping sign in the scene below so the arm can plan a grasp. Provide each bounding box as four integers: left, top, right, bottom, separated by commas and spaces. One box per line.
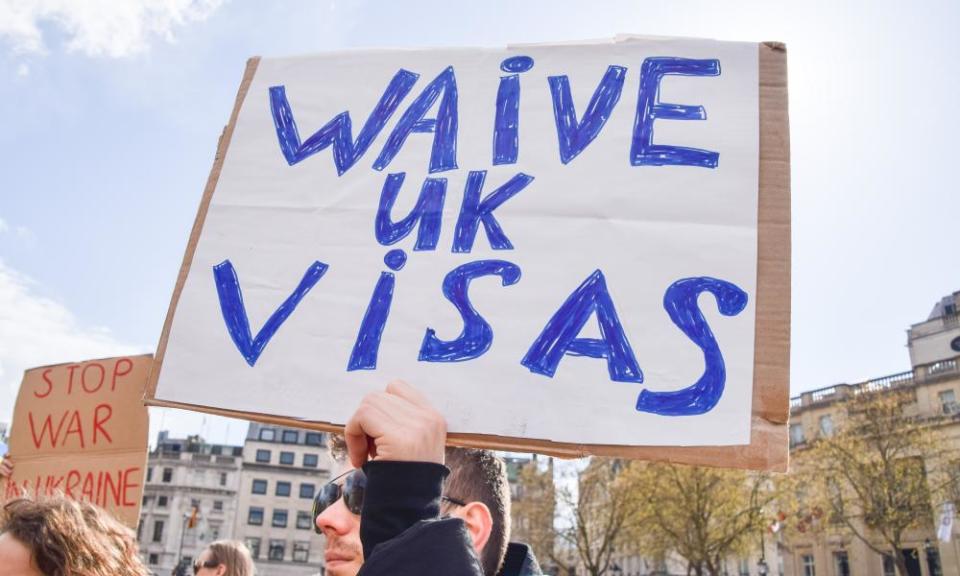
148, 37, 791, 470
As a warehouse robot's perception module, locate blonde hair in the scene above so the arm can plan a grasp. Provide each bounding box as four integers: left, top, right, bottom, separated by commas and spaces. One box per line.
204, 540, 256, 576
0, 497, 148, 576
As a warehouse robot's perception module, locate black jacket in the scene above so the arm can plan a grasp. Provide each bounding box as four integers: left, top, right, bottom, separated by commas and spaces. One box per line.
357, 461, 543, 576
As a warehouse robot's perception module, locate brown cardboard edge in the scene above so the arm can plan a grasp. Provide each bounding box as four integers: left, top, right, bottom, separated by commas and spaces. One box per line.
145, 57, 262, 400
146, 43, 791, 471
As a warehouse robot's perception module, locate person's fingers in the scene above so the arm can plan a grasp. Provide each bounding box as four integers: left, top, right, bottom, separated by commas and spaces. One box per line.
367, 390, 424, 423
343, 392, 408, 468
386, 379, 433, 408
343, 410, 371, 469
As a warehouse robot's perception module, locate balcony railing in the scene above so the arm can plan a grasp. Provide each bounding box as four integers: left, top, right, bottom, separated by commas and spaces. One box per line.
791, 355, 959, 411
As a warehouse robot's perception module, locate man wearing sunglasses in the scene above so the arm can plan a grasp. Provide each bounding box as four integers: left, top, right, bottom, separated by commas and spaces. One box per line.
314, 380, 542, 576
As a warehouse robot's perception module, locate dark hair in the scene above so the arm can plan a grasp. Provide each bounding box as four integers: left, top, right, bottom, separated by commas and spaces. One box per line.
0, 497, 148, 576
443, 447, 511, 576
327, 435, 511, 575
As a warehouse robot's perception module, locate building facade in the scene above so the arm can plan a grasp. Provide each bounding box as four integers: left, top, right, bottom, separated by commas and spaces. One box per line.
138, 432, 244, 575
783, 291, 960, 576
233, 422, 334, 576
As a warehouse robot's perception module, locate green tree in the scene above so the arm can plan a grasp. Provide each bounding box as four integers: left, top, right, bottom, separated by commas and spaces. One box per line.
556, 459, 640, 576
510, 458, 558, 570
792, 390, 958, 576
626, 462, 774, 576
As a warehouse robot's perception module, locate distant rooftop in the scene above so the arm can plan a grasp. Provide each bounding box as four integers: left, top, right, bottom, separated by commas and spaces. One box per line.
928, 290, 960, 321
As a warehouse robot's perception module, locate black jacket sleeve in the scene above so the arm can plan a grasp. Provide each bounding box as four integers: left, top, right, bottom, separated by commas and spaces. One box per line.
358, 460, 484, 576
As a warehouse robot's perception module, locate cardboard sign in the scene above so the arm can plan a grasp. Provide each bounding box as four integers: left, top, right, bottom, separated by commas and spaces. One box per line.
149, 37, 791, 470
3, 356, 151, 527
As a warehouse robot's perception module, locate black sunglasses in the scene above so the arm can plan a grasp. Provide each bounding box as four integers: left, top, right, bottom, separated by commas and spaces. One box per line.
313, 468, 466, 534
192, 558, 219, 574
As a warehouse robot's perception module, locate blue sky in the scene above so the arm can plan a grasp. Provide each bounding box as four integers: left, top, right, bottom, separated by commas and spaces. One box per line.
0, 0, 957, 446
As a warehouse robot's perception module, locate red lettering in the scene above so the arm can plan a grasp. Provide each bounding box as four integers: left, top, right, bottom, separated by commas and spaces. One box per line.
81, 363, 105, 393
3, 479, 21, 499
65, 365, 80, 394
47, 472, 64, 493
62, 411, 85, 449
28, 411, 69, 449
122, 467, 140, 506
64, 470, 81, 497
111, 358, 134, 391
96, 468, 105, 503
103, 469, 122, 507
81, 472, 95, 502
93, 403, 113, 445
34, 369, 54, 399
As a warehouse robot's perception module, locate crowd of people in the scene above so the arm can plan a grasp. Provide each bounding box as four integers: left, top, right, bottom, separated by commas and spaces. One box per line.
0, 381, 542, 576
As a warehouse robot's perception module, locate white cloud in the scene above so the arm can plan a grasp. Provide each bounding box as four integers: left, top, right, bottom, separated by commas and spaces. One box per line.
0, 0, 226, 58
0, 259, 144, 423
0, 217, 7, 233
15, 62, 28, 76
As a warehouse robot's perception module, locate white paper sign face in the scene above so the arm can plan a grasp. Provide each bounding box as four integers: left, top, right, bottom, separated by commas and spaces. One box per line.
157, 37, 759, 446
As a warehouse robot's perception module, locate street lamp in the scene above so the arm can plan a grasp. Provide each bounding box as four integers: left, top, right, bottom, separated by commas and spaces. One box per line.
757, 559, 769, 576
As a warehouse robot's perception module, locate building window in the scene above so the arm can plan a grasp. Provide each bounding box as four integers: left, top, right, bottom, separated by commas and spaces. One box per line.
268, 540, 285, 561
738, 558, 749, 576
303, 453, 319, 468
248, 507, 264, 526
300, 483, 316, 499
210, 524, 221, 540
152, 520, 164, 543
293, 541, 310, 563
940, 390, 957, 415
927, 546, 943, 576
191, 498, 201, 508
149, 553, 159, 565
802, 554, 815, 576
146, 467, 153, 482
211, 445, 222, 455
255, 449, 271, 463
818, 414, 834, 437
213, 500, 223, 512
245, 537, 261, 559
790, 423, 806, 447
883, 554, 896, 576
833, 551, 849, 576
282, 430, 299, 444
296, 511, 313, 530
137, 518, 144, 541
259, 428, 276, 442
157, 495, 168, 507
272, 509, 288, 528
219, 472, 227, 486
276, 481, 291, 497
305, 432, 324, 446
162, 468, 173, 483
252, 479, 268, 494
279, 451, 295, 465
142, 495, 152, 507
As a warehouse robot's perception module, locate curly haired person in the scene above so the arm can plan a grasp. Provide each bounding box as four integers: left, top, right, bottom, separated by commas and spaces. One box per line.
0, 496, 148, 576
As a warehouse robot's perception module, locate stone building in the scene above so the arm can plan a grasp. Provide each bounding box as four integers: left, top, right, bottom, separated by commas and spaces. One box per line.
783, 290, 960, 576
233, 422, 334, 576
138, 431, 244, 575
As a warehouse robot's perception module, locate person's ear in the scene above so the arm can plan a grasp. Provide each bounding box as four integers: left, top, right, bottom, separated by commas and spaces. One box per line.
454, 501, 493, 555
215, 563, 227, 576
